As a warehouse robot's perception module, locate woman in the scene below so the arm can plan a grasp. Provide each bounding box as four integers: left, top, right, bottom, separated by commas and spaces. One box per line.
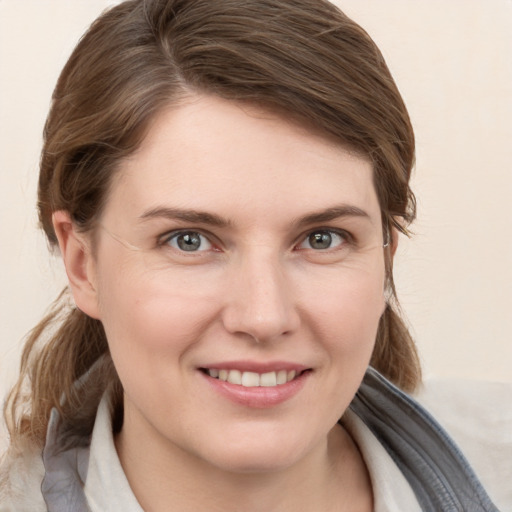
0, 0, 499, 510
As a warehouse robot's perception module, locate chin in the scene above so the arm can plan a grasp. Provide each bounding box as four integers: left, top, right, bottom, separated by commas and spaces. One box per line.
195, 428, 318, 475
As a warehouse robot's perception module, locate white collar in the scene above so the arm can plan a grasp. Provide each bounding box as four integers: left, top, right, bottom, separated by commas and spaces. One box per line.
84, 395, 143, 512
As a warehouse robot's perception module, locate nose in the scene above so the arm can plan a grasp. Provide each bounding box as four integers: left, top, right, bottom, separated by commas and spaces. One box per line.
221, 251, 300, 343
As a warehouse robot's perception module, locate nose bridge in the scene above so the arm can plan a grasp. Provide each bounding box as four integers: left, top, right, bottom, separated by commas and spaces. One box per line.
222, 246, 298, 342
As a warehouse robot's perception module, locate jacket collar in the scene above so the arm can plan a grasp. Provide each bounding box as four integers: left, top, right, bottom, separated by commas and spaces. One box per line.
350, 367, 498, 511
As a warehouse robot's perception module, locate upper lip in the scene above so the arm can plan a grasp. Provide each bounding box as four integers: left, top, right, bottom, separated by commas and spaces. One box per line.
199, 361, 310, 373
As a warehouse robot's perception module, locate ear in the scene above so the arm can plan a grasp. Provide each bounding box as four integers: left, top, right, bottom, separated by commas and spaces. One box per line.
52, 210, 101, 319
389, 227, 399, 257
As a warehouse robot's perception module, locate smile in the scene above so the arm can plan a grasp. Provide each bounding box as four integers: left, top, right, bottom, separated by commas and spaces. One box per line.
204, 368, 300, 387
199, 364, 311, 407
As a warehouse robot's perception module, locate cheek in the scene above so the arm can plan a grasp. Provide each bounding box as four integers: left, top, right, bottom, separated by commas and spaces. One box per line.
292, 270, 385, 431
96, 275, 221, 411
301, 267, 385, 395
102, 283, 214, 340
302, 264, 386, 338
95, 257, 221, 363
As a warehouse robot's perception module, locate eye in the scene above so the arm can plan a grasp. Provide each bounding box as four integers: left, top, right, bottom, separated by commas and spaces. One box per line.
297, 229, 348, 251
163, 231, 213, 252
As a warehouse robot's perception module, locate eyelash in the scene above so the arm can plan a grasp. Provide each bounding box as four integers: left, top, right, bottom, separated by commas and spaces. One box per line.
295, 228, 353, 252
158, 230, 217, 253
158, 227, 354, 255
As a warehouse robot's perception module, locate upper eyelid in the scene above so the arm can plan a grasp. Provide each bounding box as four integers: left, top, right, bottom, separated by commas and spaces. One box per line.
295, 227, 353, 246
158, 228, 217, 246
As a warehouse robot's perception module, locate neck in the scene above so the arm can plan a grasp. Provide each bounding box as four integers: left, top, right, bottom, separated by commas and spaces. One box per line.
115, 413, 373, 512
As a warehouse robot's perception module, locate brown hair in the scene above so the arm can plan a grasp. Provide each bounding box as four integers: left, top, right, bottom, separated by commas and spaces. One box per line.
4, 0, 420, 450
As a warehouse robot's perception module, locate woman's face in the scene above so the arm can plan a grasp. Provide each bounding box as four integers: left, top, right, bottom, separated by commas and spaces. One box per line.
88, 95, 387, 473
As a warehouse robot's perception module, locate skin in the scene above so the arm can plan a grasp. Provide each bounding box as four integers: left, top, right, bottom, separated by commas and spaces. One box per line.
54, 94, 392, 511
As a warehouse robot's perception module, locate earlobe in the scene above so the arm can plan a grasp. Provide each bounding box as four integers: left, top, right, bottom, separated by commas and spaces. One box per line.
52, 211, 101, 319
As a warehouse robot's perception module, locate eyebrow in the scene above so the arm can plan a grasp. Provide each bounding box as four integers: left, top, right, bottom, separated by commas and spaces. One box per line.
293, 205, 371, 228
139, 204, 370, 229
139, 206, 231, 227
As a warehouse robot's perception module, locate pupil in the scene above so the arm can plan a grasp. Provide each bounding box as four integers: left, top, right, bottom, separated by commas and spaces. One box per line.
178, 233, 201, 251
310, 232, 331, 249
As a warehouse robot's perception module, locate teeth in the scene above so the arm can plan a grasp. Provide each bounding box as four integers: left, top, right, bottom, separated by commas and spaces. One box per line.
241, 371, 260, 387
207, 368, 300, 387
227, 369, 242, 385
260, 371, 277, 387
277, 370, 287, 385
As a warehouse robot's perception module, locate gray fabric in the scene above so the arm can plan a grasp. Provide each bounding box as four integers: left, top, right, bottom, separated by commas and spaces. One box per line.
41, 409, 90, 512
350, 368, 499, 512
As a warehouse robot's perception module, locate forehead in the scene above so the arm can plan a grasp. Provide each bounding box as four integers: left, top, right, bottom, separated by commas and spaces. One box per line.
103, 95, 380, 227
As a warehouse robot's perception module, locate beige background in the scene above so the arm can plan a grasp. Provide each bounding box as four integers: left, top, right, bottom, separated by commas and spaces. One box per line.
1, 0, 511, 410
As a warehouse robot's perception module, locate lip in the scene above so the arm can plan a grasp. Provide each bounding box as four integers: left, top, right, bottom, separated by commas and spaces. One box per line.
198, 361, 311, 408
201, 360, 310, 373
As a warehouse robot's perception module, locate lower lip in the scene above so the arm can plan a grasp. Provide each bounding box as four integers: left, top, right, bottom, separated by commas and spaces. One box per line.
200, 371, 310, 408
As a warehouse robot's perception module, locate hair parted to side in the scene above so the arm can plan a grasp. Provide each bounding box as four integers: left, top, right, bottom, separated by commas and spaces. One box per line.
4, 0, 420, 450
